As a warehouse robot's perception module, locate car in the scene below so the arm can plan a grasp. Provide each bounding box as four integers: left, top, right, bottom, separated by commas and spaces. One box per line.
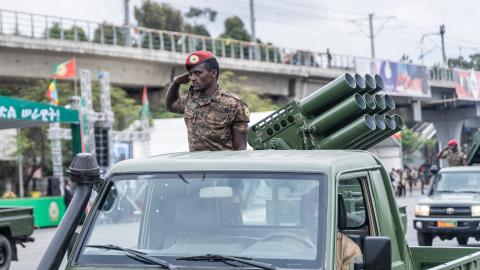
414, 166, 480, 246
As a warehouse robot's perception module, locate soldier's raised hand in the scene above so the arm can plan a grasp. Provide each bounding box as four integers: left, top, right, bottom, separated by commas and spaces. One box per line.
174, 72, 191, 84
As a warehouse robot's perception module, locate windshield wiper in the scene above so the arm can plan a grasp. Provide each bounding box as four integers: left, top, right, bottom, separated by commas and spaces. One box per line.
436, 190, 458, 193
177, 254, 277, 270
87, 244, 176, 270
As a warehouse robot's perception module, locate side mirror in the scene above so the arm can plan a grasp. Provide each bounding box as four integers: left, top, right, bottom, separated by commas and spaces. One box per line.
355, 236, 391, 270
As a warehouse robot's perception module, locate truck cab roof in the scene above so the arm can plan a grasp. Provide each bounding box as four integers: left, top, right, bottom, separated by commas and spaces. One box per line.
109, 150, 380, 176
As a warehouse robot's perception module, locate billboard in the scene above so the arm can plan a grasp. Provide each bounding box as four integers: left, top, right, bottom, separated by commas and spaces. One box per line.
355, 58, 431, 97
453, 69, 480, 100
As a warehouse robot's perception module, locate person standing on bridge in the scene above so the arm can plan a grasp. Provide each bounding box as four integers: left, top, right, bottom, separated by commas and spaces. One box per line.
165, 50, 250, 151
436, 139, 466, 167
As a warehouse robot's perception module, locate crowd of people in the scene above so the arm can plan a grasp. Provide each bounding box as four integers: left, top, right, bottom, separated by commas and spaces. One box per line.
389, 164, 439, 196
390, 139, 467, 197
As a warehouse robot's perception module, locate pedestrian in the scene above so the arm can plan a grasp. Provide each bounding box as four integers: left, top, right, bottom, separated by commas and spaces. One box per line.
418, 165, 429, 195
406, 167, 414, 195
436, 139, 467, 166
326, 48, 332, 68
165, 50, 250, 151
396, 169, 406, 197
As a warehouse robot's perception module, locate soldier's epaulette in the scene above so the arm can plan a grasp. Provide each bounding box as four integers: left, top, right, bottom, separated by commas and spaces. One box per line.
220, 91, 243, 102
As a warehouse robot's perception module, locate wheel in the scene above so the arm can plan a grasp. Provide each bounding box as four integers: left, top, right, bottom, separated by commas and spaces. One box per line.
0, 235, 12, 270
457, 237, 469, 246
417, 232, 433, 246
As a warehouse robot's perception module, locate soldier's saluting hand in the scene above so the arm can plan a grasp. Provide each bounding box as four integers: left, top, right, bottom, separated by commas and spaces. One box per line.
165, 50, 250, 151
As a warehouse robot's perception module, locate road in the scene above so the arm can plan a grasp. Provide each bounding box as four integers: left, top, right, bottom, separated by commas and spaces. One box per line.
10, 188, 479, 269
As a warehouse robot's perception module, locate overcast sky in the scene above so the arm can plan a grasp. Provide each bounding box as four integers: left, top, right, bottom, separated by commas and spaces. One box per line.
2, 0, 479, 66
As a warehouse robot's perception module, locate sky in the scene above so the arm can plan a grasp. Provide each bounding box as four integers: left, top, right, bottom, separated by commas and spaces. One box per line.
1, 0, 479, 67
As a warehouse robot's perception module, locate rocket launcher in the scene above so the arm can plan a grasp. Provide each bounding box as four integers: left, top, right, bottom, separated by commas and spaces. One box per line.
247, 73, 405, 150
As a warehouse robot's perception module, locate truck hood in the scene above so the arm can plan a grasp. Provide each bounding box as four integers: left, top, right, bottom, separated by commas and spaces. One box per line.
419, 193, 480, 207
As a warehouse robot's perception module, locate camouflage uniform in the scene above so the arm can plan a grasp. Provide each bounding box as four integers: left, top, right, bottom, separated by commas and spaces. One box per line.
440, 149, 466, 166
172, 87, 250, 151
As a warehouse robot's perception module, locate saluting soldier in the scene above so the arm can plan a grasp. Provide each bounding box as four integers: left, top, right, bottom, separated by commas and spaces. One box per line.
436, 139, 466, 167
165, 50, 250, 151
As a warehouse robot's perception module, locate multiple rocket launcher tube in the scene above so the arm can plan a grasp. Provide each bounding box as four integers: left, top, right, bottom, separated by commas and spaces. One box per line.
247, 73, 405, 150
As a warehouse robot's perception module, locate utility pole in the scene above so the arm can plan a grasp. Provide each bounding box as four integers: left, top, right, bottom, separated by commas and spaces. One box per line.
124, 0, 130, 26
123, 0, 131, 47
368, 13, 375, 58
440, 24, 446, 64
249, 0, 258, 60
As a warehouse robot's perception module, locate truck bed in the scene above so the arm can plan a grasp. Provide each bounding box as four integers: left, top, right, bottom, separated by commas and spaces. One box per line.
410, 246, 480, 269
0, 207, 34, 237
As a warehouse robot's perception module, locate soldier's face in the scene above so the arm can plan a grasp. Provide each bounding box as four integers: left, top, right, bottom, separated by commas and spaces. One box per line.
189, 64, 217, 92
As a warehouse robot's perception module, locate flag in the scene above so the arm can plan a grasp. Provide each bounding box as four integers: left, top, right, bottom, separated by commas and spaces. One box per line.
141, 86, 149, 119
52, 58, 76, 79
46, 79, 59, 106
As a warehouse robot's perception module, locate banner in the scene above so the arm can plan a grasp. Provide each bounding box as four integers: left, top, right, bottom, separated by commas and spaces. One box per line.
355, 59, 431, 97
79, 69, 95, 154
453, 69, 480, 100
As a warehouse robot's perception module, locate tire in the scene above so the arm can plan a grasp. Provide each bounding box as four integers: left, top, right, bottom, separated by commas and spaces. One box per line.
457, 237, 469, 246
417, 232, 433, 246
0, 235, 12, 270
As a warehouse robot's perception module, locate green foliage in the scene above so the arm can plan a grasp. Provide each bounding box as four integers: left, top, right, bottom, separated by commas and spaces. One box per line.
401, 128, 437, 164
220, 16, 251, 42
183, 24, 211, 37
448, 53, 480, 71
219, 71, 279, 112
185, 7, 217, 22
47, 23, 87, 41
134, 0, 184, 32
93, 23, 126, 45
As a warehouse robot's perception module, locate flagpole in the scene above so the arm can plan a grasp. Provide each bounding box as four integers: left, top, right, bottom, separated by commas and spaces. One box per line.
74, 57, 78, 97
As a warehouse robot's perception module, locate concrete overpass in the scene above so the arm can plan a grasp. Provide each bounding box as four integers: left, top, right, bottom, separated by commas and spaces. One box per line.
0, 9, 478, 149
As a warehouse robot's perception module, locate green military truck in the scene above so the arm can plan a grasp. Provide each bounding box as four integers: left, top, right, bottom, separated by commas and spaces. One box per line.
414, 166, 480, 246
38, 73, 480, 269
0, 207, 34, 269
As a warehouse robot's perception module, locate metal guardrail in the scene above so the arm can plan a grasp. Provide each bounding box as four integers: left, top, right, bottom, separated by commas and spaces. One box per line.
0, 9, 456, 82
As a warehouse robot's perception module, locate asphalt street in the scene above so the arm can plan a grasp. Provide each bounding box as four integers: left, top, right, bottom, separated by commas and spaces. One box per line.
11, 187, 479, 269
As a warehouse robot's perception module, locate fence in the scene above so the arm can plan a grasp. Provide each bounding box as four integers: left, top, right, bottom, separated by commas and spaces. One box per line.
0, 9, 458, 81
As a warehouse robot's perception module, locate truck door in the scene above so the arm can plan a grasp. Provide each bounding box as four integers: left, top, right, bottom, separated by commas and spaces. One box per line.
337, 171, 406, 270
368, 169, 409, 270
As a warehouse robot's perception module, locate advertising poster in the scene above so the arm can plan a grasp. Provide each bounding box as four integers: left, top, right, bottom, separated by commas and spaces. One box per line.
453, 69, 480, 100
355, 58, 431, 97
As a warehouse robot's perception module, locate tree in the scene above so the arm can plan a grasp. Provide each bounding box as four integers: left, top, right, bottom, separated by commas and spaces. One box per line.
183, 7, 217, 36
134, 1, 184, 32
93, 23, 126, 46
400, 128, 436, 164
220, 16, 251, 41
0, 80, 141, 194
448, 53, 480, 71
218, 71, 279, 112
47, 23, 87, 41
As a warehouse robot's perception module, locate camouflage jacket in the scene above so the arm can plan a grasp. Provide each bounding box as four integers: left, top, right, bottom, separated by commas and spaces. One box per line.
172, 86, 250, 151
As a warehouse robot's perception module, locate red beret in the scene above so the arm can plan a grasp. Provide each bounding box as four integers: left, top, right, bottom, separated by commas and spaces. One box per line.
448, 139, 458, 146
185, 50, 216, 71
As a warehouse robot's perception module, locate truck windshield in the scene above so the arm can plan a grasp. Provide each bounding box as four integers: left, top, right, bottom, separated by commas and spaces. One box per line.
434, 172, 480, 193
77, 173, 327, 269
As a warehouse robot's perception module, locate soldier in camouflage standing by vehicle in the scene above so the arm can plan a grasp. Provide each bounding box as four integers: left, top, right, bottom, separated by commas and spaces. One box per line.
165, 50, 250, 151
436, 139, 467, 167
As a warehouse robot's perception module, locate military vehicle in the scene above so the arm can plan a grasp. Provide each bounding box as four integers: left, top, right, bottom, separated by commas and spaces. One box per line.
0, 207, 34, 269
39, 74, 480, 269
414, 166, 480, 246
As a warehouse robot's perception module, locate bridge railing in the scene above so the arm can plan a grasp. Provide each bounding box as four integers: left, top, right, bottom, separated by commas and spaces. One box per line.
0, 9, 357, 70
0, 9, 457, 82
